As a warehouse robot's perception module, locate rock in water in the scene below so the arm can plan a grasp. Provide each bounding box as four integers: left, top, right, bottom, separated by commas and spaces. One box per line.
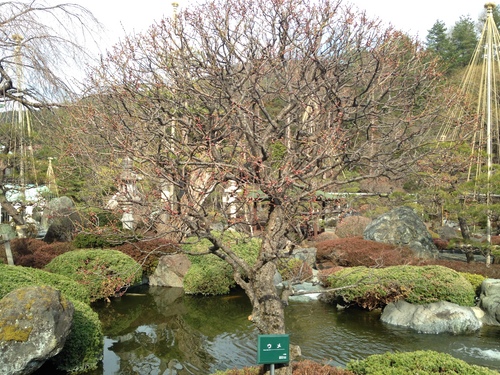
381, 300, 481, 334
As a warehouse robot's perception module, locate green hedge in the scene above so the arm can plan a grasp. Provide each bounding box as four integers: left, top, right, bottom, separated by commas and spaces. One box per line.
44, 249, 142, 302
182, 233, 260, 295
50, 299, 103, 374
326, 265, 476, 309
346, 350, 498, 374
460, 272, 486, 296
0, 264, 103, 374
0, 263, 90, 304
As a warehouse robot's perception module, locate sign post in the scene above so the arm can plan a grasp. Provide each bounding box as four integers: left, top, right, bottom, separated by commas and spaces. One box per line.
257, 334, 290, 375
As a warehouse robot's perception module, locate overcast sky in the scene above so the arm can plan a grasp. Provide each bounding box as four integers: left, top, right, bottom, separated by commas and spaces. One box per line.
74, 0, 483, 51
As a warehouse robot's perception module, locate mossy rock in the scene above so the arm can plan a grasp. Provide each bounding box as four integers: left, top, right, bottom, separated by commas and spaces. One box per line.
44, 249, 142, 302
325, 265, 476, 310
0, 265, 103, 374
346, 350, 498, 374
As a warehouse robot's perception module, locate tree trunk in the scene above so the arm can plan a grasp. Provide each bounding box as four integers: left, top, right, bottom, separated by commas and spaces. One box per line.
246, 262, 294, 375
458, 216, 470, 241
248, 261, 286, 333
3, 237, 14, 265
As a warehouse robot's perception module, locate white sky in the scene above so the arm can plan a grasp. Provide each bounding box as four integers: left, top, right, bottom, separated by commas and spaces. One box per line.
74, 0, 484, 52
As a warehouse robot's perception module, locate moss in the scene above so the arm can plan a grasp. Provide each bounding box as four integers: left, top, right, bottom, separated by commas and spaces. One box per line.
346, 350, 498, 374
0, 321, 32, 342
0, 285, 72, 342
183, 234, 260, 295
0, 263, 91, 304
50, 299, 103, 374
44, 249, 142, 302
326, 265, 476, 310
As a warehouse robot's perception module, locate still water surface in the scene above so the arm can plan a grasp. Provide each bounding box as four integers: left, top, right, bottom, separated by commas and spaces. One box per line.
79, 286, 500, 374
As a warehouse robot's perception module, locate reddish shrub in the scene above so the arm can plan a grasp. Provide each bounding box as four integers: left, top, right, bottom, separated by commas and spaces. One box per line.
491, 236, 500, 245
293, 360, 354, 374
115, 238, 179, 275
1, 238, 72, 268
314, 237, 416, 269
313, 236, 500, 278
335, 216, 371, 238
213, 362, 352, 375
311, 231, 338, 242
433, 238, 449, 250
419, 258, 500, 278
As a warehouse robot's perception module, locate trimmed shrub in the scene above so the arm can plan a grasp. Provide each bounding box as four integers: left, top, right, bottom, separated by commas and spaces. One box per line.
72, 232, 112, 249
50, 299, 103, 374
184, 254, 236, 295
0, 263, 90, 304
183, 233, 260, 295
44, 249, 142, 302
460, 272, 486, 296
346, 350, 498, 374
325, 265, 476, 310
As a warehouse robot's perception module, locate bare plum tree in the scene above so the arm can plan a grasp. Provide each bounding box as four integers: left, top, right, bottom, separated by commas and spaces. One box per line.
77, 0, 461, 372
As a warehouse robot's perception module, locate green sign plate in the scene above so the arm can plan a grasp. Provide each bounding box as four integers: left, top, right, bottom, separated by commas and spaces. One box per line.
257, 334, 290, 364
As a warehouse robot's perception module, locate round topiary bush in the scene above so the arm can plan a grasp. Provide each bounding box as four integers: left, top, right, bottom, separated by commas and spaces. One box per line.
325, 265, 476, 310
50, 299, 103, 374
182, 234, 260, 295
184, 254, 236, 295
0, 263, 91, 304
346, 350, 498, 374
44, 249, 142, 302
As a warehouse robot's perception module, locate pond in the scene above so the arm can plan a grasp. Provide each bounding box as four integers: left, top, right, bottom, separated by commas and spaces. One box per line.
47, 285, 500, 374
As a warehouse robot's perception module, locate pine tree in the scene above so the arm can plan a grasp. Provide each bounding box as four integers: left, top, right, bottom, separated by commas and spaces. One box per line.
426, 20, 452, 68
449, 15, 479, 69
426, 20, 450, 54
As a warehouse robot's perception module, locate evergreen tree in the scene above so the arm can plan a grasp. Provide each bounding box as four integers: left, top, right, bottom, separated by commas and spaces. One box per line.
426, 20, 452, 64
426, 20, 449, 53
449, 15, 479, 69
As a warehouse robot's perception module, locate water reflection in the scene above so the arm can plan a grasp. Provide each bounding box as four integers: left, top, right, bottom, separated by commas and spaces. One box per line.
89, 286, 258, 375
40, 286, 500, 374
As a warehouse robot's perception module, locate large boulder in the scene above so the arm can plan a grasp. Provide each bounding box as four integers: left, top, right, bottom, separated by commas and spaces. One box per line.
149, 253, 191, 287
479, 278, 500, 325
363, 206, 438, 258
0, 285, 74, 375
381, 299, 482, 334
43, 196, 80, 243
